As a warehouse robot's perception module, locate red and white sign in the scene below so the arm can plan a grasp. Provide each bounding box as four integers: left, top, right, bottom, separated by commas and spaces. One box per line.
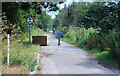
26, 17, 34, 24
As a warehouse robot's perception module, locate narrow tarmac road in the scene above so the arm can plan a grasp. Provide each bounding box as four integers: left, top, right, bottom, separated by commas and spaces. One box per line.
40, 31, 118, 74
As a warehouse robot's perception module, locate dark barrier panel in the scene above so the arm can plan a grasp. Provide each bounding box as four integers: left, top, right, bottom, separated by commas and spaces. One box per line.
32, 36, 49, 46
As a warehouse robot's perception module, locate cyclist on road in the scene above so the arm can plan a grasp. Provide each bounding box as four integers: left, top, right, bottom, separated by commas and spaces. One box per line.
52, 28, 55, 34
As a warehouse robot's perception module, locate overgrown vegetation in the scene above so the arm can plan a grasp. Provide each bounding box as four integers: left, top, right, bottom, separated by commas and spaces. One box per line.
2, 1, 120, 73
2, 28, 45, 74
87, 49, 118, 68
56, 27, 119, 68
54, 2, 120, 69
2, 2, 60, 74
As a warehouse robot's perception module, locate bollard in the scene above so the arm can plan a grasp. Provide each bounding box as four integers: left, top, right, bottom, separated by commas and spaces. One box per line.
58, 36, 60, 45
58, 32, 62, 45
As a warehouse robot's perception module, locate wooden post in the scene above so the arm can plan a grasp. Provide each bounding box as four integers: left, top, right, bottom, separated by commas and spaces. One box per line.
83, 26, 84, 40
7, 34, 10, 65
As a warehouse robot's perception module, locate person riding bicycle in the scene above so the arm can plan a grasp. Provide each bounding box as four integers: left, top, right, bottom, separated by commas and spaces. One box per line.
53, 28, 55, 34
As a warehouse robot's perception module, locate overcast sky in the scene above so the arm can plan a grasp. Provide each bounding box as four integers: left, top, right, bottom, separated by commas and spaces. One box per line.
47, 0, 117, 19
46, 0, 94, 19
47, 0, 73, 19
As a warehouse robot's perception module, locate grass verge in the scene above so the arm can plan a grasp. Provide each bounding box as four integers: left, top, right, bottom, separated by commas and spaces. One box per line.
2, 28, 45, 74
86, 48, 118, 68
60, 37, 118, 69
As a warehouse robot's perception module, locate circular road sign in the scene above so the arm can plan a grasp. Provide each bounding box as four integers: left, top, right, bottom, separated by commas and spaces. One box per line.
26, 17, 34, 24
58, 32, 62, 36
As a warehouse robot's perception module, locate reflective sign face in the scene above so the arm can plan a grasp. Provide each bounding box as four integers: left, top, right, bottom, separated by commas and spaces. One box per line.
26, 17, 34, 24
58, 32, 62, 36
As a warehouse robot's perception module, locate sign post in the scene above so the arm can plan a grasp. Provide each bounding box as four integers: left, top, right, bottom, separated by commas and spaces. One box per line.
26, 17, 34, 44
79, 24, 84, 40
58, 32, 62, 45
29, 24, 31, 44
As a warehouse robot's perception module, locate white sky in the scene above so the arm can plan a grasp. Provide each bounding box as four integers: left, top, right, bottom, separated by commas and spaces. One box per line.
47, 0, 117, 19
47, 0, 73, 19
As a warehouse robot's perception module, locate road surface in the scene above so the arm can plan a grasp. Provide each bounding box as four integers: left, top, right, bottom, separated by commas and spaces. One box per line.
40, 31, 118, 74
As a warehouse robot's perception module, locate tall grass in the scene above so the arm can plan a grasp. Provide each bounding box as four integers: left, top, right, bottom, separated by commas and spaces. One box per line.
2, 28, 44, 73
56, 26, 119, 68
87, 49, 118, 68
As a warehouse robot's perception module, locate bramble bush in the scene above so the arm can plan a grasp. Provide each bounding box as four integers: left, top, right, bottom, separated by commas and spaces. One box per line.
63, 30, 77, 44
86, 34, 105, 51
86, 33, 96, 50
57, 26, 120, 61
104, 30, 120, 59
